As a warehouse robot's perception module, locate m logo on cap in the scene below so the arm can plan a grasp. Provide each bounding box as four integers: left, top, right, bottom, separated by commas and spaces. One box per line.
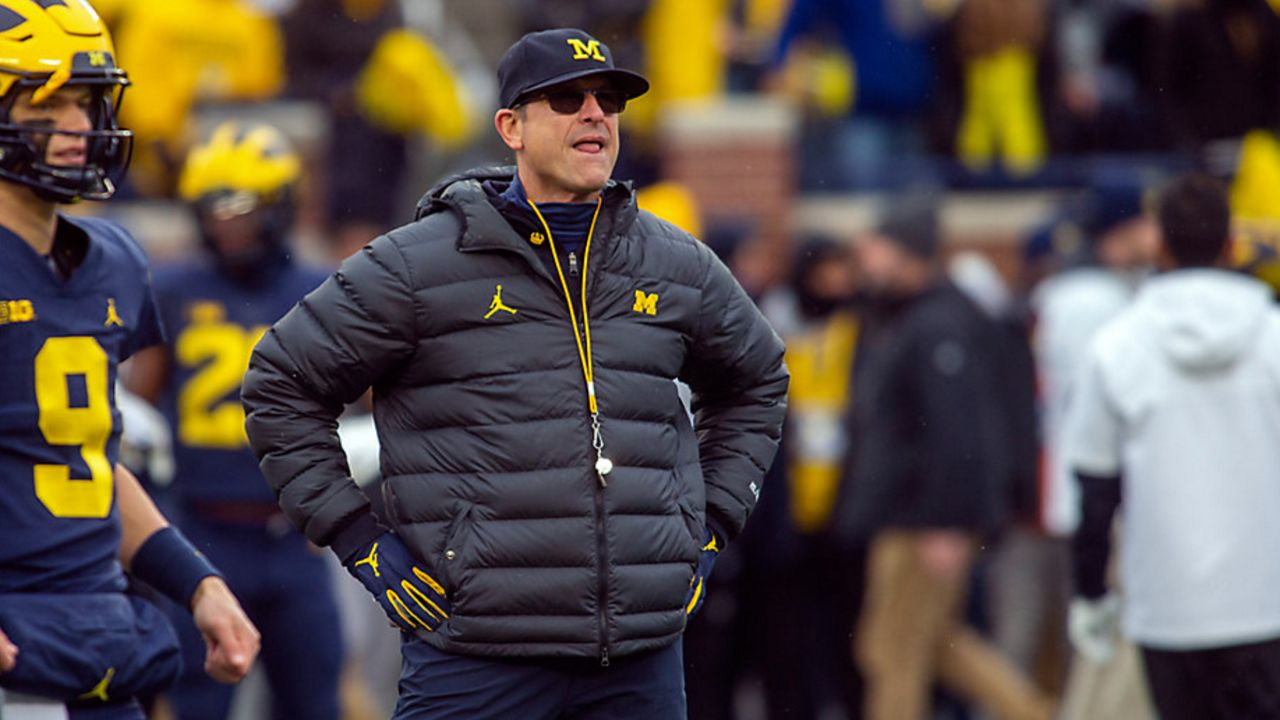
566, 38, 606, 62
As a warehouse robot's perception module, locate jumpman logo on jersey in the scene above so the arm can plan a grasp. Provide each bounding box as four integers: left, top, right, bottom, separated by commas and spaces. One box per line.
484, 284, 518, 320
79, 666, 115, 702
354, 542, 382, 578
104, 297, 124, 328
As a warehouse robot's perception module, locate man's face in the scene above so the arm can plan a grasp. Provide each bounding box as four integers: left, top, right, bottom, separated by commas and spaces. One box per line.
1098, 215, 1158, 271
498, 77, 621, 203
856, 232, 911, 296
202, 199, 266, 263
9, 85, 94, 167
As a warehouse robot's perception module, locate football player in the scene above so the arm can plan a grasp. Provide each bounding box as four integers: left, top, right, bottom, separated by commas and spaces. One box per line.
0, 2, 258, 718
124, 120, 341, 720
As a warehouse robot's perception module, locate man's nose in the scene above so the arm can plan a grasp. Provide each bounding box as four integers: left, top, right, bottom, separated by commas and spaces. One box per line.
578, 92, 606, 122
61, 105, 93, 133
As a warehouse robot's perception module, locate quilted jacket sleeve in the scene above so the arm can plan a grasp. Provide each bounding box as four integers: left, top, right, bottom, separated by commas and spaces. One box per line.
242, 233, 417, 558
680, 247, 789, 541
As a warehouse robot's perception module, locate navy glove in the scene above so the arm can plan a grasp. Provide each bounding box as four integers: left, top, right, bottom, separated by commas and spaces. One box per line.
684, 527, 721, 617
346, 531, 449, 634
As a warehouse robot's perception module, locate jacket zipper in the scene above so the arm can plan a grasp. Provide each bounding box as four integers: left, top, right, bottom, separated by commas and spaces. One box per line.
527, 199, 613, 664
595, 482, 611, 666
580, 245, 607, 665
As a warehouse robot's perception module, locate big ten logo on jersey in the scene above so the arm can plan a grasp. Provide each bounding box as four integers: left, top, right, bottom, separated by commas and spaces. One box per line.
0, 298, 36, 325
176, 301, 267, 449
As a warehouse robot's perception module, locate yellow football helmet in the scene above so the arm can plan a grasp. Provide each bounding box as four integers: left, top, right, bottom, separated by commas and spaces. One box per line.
179, 121, 301, 281
0, 0, 132, 201
179, 121, 299, 206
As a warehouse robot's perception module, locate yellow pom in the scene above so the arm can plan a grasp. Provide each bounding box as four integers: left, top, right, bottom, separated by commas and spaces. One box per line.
355, 29, 475, 148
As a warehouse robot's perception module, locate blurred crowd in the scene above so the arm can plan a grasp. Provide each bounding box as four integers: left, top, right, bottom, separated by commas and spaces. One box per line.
88, 0, 1280, 719
84, 0, 1280, 195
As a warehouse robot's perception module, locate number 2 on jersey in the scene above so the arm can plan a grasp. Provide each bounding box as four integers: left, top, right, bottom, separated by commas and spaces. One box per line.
177, 322, 267, 448
34, 336, 114, 518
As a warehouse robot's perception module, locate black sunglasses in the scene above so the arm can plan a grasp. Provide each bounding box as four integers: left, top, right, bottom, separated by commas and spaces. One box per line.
518, 88, 627, 115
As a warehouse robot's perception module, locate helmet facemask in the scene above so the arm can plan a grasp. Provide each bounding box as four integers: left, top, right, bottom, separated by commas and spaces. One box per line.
0, 77, 132, 202
195, 187, 297, 287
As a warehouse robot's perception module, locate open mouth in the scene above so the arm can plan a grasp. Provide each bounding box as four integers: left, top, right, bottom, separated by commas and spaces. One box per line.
50, 148, 87, 166
573, 137, 606, 155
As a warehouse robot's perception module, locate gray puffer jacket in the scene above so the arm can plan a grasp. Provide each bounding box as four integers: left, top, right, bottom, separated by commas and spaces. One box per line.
242, 167, 788, 661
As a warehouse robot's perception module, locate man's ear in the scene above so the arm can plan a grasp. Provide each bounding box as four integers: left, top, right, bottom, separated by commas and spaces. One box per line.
495, 109, 524, 152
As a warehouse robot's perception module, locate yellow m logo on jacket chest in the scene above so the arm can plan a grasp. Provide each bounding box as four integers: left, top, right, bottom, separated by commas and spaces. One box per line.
633, 291, 658, 316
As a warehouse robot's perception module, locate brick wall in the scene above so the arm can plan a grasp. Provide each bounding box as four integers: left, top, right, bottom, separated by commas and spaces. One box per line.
658, 97, 799, 286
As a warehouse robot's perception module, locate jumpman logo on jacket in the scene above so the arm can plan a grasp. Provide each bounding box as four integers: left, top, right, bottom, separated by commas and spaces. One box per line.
485, 284, 518, 320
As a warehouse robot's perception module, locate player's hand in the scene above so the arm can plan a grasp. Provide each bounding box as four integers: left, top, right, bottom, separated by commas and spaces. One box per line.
191, 576, 260, 683
346, 531, 449, 634
1069, 594, 1122, 663
0, 624, 17, 672
684, 527, 721, 617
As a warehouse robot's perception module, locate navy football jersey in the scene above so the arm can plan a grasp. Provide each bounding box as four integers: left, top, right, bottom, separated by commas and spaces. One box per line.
0, 216, 165, 594
152, 260, 329, 503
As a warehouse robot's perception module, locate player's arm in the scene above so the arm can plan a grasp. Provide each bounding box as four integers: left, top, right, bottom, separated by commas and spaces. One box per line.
117, 459, 165, 546
121, 345, 170, 405
116, 464, 259, 683
0, 624, 16, 672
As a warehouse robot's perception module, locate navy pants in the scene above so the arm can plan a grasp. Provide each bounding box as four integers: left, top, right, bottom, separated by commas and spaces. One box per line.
1143, 636, 1280, 720
69, 701, 145, 719
394, 636, 686, 720
165, 514, 343, 720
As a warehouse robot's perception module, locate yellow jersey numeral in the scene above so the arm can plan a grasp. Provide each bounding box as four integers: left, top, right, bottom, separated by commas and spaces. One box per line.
33, 336, 114, 518
176, 322, 267, 449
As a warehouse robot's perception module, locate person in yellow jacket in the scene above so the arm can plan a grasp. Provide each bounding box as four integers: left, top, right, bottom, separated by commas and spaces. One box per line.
112, 0, 285, 195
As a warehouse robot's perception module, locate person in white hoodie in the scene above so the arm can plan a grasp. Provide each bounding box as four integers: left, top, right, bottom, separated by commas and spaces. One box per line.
1024, 179, 1159, 720
1065, 172, 1280, 720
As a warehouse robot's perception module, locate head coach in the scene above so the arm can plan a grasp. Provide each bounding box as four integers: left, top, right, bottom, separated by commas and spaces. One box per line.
242, 28, 788, 719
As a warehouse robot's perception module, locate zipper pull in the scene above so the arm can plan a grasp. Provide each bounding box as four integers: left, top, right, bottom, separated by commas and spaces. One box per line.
600, 645, 610, 667
568, 251, 579, 276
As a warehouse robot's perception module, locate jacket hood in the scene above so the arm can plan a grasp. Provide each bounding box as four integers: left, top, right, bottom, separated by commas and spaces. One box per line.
415, 165, 512, 220
1136, 269, 1272, 371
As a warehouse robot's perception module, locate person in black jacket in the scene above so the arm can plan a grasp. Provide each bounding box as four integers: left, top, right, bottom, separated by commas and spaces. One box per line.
838, 196, 1053, 720
240, 28, 788, 720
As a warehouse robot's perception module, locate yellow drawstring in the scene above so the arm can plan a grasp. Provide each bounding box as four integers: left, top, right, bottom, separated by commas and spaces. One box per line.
528, 198, 604, 414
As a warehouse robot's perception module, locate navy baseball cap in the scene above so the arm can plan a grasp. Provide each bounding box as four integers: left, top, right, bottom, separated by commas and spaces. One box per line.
1081, 181, 1148, 241
497, 28, 649, 109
